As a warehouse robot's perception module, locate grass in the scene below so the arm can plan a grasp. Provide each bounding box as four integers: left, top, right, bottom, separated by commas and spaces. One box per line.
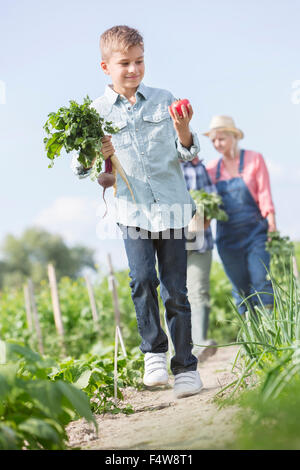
232, 378, 300, 450
215, 256, 300, 449
216, 259, 300, 401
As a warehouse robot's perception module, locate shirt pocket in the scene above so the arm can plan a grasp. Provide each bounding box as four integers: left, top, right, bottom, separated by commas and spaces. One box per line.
112, 121, 131, 148
142, 109, 173, 142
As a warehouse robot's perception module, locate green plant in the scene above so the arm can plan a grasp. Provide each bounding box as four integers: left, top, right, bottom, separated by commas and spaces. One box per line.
190, 190, 228, 221
44, 96, 118, 179
208, 261, 239, 343
216, 261, 300, 401
294, 241, 300, 270
0, 341, 96, 450
232, 377, 300, 450
266, 231, 295, 281
0, 261, 240, 359
49, 347, 144, 414
0, 271, 141, 359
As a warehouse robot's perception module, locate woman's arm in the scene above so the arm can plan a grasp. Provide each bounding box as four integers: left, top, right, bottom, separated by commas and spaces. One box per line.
255, 153, 276, 229
267, 212, 277, 232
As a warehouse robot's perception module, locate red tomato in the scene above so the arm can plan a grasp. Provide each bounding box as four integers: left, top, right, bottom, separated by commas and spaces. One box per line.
171, 98, 190, 117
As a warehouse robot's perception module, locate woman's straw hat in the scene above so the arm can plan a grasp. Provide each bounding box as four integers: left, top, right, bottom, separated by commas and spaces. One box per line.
203, 115, 244, 139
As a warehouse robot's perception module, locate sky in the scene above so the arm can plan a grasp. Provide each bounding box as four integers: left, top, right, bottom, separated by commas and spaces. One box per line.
0, 0, 299, 272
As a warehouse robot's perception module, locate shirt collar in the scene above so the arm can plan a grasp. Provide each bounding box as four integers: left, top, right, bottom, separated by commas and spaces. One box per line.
136, 82, 148, 100
104, 85, 120, 104
104, 82, 149, 104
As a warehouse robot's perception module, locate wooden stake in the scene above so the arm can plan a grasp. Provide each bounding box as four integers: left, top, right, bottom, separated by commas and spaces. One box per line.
27, 279, 44, 355
47, 263, 66, 356
23, 284, 33, 332
116, 325, 127, 357
84, 274, 100, 329
114, 325, 119, 404
108, 254, 127, 403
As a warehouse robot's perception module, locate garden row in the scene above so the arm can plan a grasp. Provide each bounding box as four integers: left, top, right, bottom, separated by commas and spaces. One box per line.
0, 234, 299, 449
216, 242, 300, 449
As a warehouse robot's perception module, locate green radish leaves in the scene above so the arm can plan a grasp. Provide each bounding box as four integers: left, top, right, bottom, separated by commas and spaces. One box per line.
190, 189, 229, 221
266, 231, 295, 281
43, 96, 119, 179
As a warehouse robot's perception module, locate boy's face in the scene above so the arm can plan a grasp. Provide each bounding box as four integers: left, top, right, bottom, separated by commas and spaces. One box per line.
101, 46, 145, 95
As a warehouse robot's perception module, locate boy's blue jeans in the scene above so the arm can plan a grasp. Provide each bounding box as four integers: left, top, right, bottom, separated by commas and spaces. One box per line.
119, 225, 198, 376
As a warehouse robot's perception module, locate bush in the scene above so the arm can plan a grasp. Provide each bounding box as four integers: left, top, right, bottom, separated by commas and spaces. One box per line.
0, 342, 96, 450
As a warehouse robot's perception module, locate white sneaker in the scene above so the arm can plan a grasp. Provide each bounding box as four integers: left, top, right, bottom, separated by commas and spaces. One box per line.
173, 370, 203, 399
143, 352, 169, 387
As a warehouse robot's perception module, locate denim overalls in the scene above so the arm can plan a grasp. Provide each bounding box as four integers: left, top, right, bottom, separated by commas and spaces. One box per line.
215, 150, 273, 314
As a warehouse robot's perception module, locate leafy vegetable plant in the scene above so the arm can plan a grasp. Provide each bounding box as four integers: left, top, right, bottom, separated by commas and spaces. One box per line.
266, 231, 295, 282
44, 96, 118, 180
0, 341, 96, 450
216, 262, 300, 402
43, 97, 135, 203
266, 231, 294, 261
190, 189, 228, 221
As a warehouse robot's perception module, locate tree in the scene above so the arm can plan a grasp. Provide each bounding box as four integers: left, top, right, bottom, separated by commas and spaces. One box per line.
0, 227, 96, 289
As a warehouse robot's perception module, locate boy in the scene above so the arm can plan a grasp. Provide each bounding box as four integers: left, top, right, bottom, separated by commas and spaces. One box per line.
72, 25, 202, 399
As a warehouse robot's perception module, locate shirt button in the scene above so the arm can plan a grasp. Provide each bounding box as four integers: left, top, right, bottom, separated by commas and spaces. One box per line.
141, 152, 144, 155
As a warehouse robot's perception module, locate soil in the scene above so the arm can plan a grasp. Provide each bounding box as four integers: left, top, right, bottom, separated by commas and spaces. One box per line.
67, 345, 241, 450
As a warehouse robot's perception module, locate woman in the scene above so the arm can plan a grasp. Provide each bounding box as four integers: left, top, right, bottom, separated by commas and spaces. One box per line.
205, 116, 276, 314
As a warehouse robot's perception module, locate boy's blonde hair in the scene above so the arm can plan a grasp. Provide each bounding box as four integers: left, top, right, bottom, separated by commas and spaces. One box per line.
100, 25, 144, 60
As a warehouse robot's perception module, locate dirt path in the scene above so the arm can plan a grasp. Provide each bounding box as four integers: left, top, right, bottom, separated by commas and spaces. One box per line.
67, 345, 240, 450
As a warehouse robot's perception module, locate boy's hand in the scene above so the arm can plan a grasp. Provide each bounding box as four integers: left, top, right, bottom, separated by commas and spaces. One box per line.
101, 135, 115, 160
86, 135, 115, 169
168, 103, 194, 149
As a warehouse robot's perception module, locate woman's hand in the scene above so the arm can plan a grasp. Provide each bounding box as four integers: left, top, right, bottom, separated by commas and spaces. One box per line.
267, 212, 277, 233
168, 103, 193, 149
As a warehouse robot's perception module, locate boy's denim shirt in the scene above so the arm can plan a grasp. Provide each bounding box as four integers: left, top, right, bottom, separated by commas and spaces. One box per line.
71, 82, 200, 232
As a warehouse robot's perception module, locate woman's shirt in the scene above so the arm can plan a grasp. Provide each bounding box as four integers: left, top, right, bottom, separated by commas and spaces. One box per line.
206, 150, 275, 218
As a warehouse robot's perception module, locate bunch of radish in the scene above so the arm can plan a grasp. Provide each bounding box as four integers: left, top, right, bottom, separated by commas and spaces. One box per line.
44, 96, 135, 217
